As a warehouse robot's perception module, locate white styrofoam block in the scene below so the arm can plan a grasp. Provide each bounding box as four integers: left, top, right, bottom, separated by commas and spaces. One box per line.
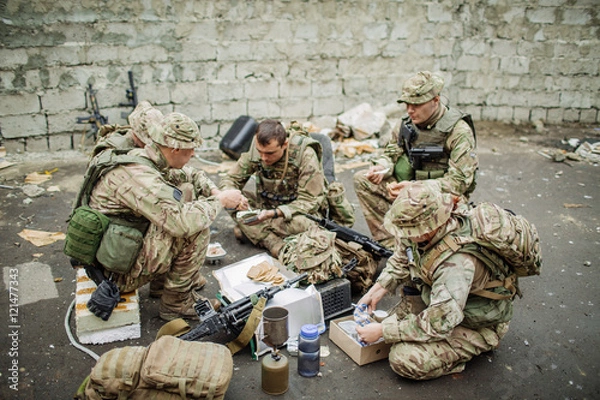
75, 268, 141, 344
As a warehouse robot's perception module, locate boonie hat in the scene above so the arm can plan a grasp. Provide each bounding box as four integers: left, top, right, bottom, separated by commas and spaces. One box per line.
149, 112, 202, 149
128, 101, 164, 146
397, 71, 445, 105
383, 181, 453, 238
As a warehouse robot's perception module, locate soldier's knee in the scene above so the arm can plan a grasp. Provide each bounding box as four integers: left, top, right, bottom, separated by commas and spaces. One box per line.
388, 343, 437, 381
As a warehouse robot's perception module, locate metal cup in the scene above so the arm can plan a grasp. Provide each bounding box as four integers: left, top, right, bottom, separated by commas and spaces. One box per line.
262, 307, 289, 349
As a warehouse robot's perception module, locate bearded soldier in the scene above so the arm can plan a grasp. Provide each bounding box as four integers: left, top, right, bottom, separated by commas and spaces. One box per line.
355, 181, 515, 380
354, 71, 478, 249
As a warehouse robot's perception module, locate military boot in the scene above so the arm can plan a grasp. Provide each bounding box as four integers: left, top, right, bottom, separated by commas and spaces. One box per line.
388, 286, 427, 320
233, 226, 250, 244
159, 291, 200, 321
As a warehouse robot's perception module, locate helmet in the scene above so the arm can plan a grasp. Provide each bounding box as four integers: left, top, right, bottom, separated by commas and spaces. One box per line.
148, 112, 202, 149
128, 101, 164, 146
397, 71, 445, 105
383, 181, 453, 238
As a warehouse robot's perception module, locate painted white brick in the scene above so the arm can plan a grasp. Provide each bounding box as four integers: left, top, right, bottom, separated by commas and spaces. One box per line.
0, 93, 40, 115
526, 7, 557, 24
1, 114, 46, 138
562, 8, 592, 25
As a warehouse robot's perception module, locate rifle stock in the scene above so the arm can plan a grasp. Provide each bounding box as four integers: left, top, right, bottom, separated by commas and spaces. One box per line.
303, 214, 393, 259
179, 272, 308, 341
76, 83, 108, 139
119, 70, 138, 118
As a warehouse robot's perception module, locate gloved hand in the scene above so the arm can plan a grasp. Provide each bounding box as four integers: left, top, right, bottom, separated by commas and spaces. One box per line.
87, 280, 123, 321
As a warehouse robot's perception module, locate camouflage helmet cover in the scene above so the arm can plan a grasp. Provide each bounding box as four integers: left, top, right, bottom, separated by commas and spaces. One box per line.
397, 71, 445, 105
128, 101, 164, 146
148, 112, 202, 149
383, 181, 453, 238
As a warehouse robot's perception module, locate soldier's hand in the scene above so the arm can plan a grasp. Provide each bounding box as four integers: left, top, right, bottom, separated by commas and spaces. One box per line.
355, 322, 383, 344
87, 280, 123, 321
364, 165, 388, 185
386, 181, 408, 199
217, 189, 246, 210
383, 142, 403, 158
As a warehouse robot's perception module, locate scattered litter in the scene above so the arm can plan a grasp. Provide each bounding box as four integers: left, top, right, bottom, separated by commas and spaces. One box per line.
524, 339, 529, 346
23, 198, 33, 205
24, 172, 52, 184
583, 261, 591, 267
54, 277, 63, 282
47, 185, 61, 192
17, 229, 66, 246
32, 253, 43, 258
563, 203, 590, 208
22, 184, 45, 198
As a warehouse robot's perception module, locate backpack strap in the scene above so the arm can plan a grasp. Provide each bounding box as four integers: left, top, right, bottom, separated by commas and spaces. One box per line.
420, 236, 518, 300
226, 295, 267, 355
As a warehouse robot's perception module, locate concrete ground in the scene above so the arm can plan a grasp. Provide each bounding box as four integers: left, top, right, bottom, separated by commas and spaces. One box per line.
0, 121, 598, 400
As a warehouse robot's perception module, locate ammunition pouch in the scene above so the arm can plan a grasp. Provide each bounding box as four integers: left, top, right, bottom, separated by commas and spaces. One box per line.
64, 206, 111, 266
393, 154, 414, 182
96, 217, 149, 275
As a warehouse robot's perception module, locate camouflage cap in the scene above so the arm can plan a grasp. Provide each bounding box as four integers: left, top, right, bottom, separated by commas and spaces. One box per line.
397, 71, 445, 105
383, 181, 453, 238
148, 112, 202, 149
128, 101, 164, 146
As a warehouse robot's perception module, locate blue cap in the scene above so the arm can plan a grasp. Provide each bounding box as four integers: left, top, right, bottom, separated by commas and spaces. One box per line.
300, 324, 319, 339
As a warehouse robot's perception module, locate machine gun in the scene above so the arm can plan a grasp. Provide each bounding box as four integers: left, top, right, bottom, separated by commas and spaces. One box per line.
76, 83, 108, 140
179, 272, 308, 341
119, 70, 138, 118
303, 214, 393, 259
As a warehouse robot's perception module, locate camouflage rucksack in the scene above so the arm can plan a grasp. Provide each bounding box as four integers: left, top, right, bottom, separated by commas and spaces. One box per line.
278, 225, 344, 285
334, 239, 378, 295
77, 336, 233, 400
420, 202, 542, 299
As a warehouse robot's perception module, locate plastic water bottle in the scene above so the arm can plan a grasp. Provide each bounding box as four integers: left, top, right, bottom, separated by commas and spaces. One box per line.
298, 324, 320, 377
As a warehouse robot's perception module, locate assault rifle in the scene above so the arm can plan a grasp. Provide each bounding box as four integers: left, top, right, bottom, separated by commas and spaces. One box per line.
303, 214, 393, 259
400, 123, 444, 170
409, 146, 445, 170
179, 272, 308, 341
119, 70, 138, 118
76, 83, 108, 140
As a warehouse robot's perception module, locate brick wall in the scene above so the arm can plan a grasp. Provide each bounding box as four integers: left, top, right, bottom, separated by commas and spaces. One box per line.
0, 0, 598, 152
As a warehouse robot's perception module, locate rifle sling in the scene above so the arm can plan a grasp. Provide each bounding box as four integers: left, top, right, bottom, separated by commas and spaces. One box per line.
226, 296, 267, 355
155, 318, 191, 340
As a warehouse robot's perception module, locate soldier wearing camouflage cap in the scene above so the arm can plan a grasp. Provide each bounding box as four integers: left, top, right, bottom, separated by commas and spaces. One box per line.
79, 110, 244, 321
354, 181, 514, 380
354, 71, 478, 249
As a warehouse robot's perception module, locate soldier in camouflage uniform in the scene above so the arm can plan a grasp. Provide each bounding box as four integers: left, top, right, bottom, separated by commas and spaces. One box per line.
355, 181, 513, 380
91, 100, 162, 157
88, 112, 244, 321
354, 71, 478, 249
219, 119, 328, 257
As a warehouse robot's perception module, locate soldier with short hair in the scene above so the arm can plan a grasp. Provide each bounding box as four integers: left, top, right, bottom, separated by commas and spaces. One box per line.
84, 112, 244, 321
355, 181, 514, 380
219, 119, 331, 257
354, 71, 478, 249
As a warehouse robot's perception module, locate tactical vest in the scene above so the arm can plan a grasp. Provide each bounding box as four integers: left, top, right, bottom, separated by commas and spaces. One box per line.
397, 107, 476, 184
91, 125, 135, 158
248, 130, 324, 209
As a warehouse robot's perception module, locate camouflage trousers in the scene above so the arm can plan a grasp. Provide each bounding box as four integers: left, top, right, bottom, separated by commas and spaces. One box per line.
113, 223, 210, 296
233, 190, 318, 256
353, 170, 396, 247
388, 322, 510, 380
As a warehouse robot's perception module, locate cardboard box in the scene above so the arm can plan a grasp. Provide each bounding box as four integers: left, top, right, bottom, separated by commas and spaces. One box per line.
329, 315, 391, 366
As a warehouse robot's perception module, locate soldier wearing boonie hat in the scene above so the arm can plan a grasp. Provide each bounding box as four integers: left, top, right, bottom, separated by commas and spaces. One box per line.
149, 112, 203, 149
128, 101, 164, 147
397, 71, 445, 105
383, 180, 453, 239
354, 180, 514, 380
84, 109, 244, 322
353, 70, 478, 249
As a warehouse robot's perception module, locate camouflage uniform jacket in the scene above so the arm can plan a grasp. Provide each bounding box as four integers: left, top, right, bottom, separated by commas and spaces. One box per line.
377, 217, 512, 343
219, 133, 327, 221
373, 105, 478, 197
88, 143, 221, 238
91, 125, 136, 158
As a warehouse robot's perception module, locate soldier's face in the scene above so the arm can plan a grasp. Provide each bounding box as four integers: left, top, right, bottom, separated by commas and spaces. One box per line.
256, 138, 288, 166
406, 96, 440, 125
